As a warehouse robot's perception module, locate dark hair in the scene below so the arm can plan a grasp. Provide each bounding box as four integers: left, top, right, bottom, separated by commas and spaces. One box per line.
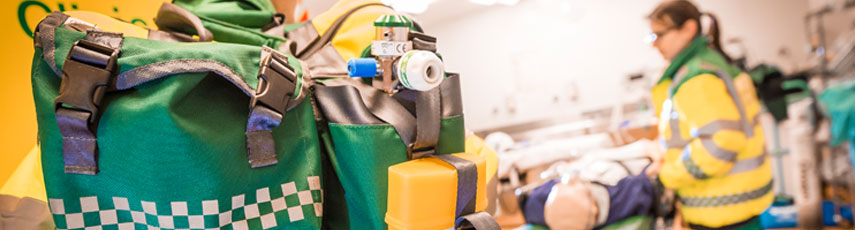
648, 0, 732, 63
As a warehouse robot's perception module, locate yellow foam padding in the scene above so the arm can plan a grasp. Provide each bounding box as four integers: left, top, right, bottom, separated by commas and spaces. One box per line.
311, 0, 398, 62
0, 146, 47, 202
465, 135, 499, 182
386, 152, 487, 230
64, 11, 149, 38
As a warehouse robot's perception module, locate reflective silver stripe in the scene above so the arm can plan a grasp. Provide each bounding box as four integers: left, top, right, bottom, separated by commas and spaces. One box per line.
700, 137, 738, 162
682, 147, 709, 179
667, 118, 691, 149
714, 70, 753, 138
665, 67, 692, 150
694, 120, 742, 138
728, 151, 768, 175
680, 180, 773, 207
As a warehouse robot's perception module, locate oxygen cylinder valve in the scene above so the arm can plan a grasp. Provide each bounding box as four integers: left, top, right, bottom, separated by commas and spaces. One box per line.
345, 14, 445, 92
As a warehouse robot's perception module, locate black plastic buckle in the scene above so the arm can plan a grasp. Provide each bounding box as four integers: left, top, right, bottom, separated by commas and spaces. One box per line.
407, 144, 436, 160
55, 39, 120, 124
250, 52, 298, 116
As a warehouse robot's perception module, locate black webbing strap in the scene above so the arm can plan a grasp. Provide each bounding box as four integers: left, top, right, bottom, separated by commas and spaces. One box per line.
435, 154, 478, 218
435, 154, 500, 230
322, 79, 444, 159
296, 3, 388, 58
246, 49, 298, 168
409, 31, 437, 52
321, 79, 416, 147
410, 88, 441, 159
455, 212, 501, 230
54, 30, 122, 175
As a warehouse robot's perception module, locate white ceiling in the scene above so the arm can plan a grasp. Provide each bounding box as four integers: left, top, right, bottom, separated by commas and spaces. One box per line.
301, 0, 492, 27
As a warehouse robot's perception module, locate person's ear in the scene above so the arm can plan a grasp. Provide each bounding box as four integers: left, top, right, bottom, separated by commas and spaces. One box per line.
680, 19, 699, 37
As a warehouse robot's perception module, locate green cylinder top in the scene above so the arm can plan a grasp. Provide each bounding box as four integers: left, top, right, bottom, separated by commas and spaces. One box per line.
374, 14, 412, 27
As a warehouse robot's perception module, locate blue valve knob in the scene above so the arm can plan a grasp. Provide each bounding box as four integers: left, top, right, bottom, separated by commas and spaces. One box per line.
347, 58, 378, 78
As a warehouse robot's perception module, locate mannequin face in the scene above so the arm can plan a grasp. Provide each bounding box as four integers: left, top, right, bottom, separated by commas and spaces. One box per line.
649, 18, 698, 61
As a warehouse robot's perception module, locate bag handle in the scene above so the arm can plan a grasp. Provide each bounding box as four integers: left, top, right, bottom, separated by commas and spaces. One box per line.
154, 2, 214, 42
296, 3, 388, 58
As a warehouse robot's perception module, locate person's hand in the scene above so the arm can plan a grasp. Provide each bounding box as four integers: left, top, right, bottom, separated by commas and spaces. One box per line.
645, 142, 665, 177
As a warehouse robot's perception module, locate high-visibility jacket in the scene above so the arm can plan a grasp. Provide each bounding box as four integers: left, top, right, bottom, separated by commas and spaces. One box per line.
652, 36, 773, 228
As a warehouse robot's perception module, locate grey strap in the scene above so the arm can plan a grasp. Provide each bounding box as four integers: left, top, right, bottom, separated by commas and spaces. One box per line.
411, 88, 441, 159
296, 3, 388, 58
303, 43, 349, 78
440, 74, 464, 117
245, 49, 298, 168
434, 154, 478, 221
322, 79, 416, 146
680, 180, 773, 207
245, 106, 281, 167
261, 13, 287, 37
153, 2, 214, 42
56, 109, 99, 174
312, 85, 385, 125
35, 11, 71, 76
286, 23, 319, 56
54, 30, 123, 175
409, 31, 437, 52
455, 212, 501, 230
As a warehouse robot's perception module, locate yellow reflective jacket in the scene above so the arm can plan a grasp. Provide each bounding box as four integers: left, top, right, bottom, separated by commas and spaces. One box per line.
652, 37, 772, 228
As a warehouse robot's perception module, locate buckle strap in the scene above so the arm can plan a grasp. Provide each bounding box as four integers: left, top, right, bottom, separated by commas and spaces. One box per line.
246, 49, 298, 168
455, 212, 501, 230
54, 31, 122, 175
434, 154, 500, 230
409, 88, 442, 159
435, 154, 478, 219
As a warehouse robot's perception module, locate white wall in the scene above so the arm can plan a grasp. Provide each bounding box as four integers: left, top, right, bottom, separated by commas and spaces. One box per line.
418, 0, 812, 131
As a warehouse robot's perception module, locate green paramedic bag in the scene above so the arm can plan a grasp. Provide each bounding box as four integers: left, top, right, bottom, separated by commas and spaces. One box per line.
312, 76, 466, 230
33, 12, 323, 230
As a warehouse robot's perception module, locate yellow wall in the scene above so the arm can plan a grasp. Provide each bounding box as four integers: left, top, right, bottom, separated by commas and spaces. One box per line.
0, 0, 165, 184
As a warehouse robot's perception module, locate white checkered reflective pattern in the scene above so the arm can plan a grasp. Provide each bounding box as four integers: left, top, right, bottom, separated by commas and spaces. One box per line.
49, 176, 322, 230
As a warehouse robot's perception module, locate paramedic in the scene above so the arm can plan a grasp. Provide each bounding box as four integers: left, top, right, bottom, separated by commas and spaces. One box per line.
646, 1, 772, 229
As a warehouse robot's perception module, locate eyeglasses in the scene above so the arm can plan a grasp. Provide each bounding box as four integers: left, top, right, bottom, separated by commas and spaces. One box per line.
645, 27, 676, 44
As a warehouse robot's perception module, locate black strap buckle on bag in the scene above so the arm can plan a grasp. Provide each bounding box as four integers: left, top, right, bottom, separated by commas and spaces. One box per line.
251, 52, 297, 116
54, 37, 120, 175
55, 40, 120, 120
246, 51, 298, 168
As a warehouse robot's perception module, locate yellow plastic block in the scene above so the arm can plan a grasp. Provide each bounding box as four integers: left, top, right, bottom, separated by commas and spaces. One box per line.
386, 152, 487, 230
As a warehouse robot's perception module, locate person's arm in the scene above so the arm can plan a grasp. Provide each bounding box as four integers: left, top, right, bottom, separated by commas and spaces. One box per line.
659, 73, 748, 189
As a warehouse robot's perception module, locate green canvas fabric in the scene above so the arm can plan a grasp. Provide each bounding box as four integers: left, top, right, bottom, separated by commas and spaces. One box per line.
190, 16, 288, 48
160, 0, 289, 49
34, 23, 322, 230
321, 115, 465, 230
172, 0, 277, 30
